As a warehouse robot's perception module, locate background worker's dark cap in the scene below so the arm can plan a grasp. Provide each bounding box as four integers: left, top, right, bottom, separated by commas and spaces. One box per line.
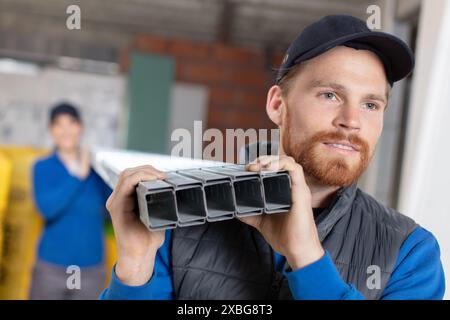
49, 102, 82, 124
276, 14, 415, 86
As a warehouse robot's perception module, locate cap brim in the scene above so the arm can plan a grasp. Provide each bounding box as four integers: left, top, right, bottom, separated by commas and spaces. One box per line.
296, 31, 415, 83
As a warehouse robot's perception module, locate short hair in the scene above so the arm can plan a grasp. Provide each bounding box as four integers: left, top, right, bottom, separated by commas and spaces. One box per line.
277, 64, 303, 98
49, 102, 82, 124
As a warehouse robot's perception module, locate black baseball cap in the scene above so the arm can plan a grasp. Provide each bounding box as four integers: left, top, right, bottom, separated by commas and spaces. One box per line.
276, 15, 415, 86
49, 102, 82, 124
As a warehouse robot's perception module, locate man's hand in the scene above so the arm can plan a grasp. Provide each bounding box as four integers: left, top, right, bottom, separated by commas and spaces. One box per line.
238, 155, 324, 271
78, 147, 91, 179
106, 165, 166, 286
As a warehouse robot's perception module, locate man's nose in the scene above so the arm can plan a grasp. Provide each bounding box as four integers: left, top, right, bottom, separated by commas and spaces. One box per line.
332, 104, 361, 132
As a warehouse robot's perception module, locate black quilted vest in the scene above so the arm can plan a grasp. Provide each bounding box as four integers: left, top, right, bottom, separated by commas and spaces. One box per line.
171, 183, 417, 300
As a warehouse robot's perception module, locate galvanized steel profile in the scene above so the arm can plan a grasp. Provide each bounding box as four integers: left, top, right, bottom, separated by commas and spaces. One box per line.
92, 149, 292, 231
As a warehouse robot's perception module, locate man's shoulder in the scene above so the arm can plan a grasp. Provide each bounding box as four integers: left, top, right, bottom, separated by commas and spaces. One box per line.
353, 187, 418, 236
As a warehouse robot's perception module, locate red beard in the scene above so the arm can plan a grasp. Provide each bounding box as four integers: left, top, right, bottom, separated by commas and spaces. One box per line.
283, 121, 371, 187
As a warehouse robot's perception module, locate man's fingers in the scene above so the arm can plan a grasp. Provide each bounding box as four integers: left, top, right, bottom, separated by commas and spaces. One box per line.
246, 155, 307, 190
108, 166, 166, 212
247, 155, 289, 171
246, 155, 280, 171
251, 155, 279, 166
119, 165, 165, 182
123, 165, 165, 177
254, 157, 307, 188
245, 163, 261, 171
115, 169, 165, 199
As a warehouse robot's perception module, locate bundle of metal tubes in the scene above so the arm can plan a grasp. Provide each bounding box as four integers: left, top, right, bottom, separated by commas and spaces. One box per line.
92, 149, 292, 231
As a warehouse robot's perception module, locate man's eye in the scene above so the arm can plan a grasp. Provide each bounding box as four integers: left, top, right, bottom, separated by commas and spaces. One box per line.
365, 103, 378, 110
321, 92, 337, 100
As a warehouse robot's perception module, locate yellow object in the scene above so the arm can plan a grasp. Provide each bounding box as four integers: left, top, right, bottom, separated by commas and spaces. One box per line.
104, 232, 117, 286
0, 152, 12, 265
0, 146, 117, 298
0, 146, 47, 300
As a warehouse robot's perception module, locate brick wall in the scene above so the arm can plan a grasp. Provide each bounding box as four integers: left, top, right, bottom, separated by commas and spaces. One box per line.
120, 35, 285, 132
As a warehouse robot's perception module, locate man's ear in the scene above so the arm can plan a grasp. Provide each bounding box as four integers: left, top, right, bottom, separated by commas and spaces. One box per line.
266, 85, 285, 126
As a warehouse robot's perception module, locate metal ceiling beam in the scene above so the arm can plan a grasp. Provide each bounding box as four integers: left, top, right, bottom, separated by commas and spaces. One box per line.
217, 0, 235, 43
0, 0, 379, 56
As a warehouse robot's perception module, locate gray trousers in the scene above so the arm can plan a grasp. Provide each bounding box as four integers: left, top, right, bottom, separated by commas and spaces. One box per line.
29, 260, 106, 300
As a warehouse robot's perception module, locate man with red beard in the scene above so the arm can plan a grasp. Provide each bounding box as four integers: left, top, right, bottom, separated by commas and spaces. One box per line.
100, 15, 445, 300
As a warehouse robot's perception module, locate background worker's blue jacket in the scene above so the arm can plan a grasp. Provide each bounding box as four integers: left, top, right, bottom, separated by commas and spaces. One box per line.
33, 153, 111, 267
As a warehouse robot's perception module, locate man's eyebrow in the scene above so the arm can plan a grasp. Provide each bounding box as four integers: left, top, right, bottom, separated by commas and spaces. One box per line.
363, 93, 387, 105
308, 80, 388, 105
308, 80, 347, 91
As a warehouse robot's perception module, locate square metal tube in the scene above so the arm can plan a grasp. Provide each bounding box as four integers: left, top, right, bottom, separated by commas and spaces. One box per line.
203, 167, 265, 217
136, 180, 178, 231
163, 172, 207, 227
260, 172, 292, 213
178, 169, 236, 222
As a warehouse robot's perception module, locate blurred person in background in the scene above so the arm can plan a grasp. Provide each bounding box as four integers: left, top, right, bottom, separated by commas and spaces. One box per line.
30, 102, 111, 300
